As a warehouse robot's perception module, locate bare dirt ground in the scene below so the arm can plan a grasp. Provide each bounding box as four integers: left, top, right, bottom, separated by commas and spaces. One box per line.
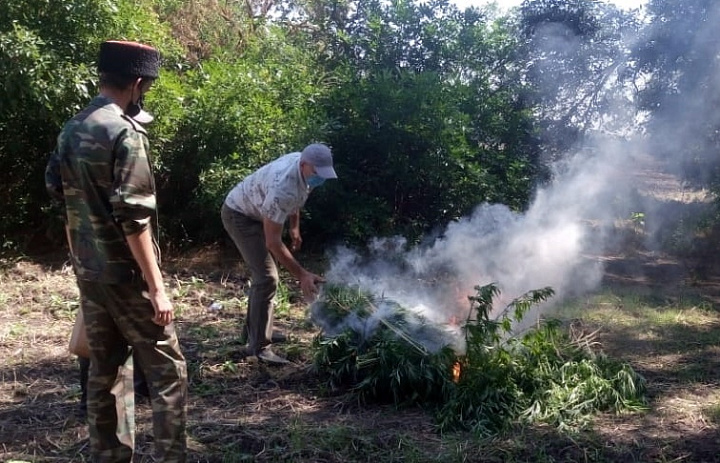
1, 156, 720, 462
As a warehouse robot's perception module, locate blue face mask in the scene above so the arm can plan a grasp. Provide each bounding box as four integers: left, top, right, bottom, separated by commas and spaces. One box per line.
307, 175, 326, 188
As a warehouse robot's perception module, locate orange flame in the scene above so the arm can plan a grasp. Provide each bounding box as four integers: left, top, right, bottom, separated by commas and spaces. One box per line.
452, 361, 462, 383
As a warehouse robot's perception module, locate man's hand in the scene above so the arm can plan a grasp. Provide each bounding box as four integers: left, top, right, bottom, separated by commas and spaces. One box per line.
146, 290, 174, 326
299, 271, 326, 303
289, 227, 302, 252
127, 227, 173, 326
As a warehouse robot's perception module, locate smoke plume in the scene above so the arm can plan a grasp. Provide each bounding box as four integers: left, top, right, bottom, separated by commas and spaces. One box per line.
315, 1, 719, 346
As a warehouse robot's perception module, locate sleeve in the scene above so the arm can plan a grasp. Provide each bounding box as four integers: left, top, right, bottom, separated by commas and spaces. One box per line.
109, 129, 155, 236
45, 148, 67, 222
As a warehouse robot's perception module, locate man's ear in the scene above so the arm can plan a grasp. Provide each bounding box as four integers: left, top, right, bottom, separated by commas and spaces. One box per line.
127, 77, 142, 101
139, 77, 155, 92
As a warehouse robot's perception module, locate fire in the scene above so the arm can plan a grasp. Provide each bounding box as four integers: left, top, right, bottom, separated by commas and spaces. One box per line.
452, 360, 462, 383
453, 285, 471, 312
448, 310, 465, 383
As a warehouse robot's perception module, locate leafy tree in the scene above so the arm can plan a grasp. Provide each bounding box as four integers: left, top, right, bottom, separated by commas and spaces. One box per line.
155, 0, 275, 62
0, 0, 181, 248
631, 0, 720, 186
516, 0, 639, 161
0, 0, 113, 245
155, 32, 331, 245
300, 0, 543, 245
4, 0, 650, 252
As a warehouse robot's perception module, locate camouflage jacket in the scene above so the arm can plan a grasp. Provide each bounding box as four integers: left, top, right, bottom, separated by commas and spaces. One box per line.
45, 95, 158, 284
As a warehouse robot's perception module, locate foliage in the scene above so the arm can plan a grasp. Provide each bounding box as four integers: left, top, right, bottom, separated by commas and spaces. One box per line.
626, 0, 720, 235
302, 0, 542, 244
516, 0, 640, 160
0, 0, 111, 241
631, 0, 720, 188
311, 283, 457, 405
311, 282, 646, 435
307, 69, 479, 243
8, 0, 711, 253
154, 0, 272, 62
0, 0, 179, 245
2, 0, 546, 250
106, 0, 185, 61
437, 284, 646, 435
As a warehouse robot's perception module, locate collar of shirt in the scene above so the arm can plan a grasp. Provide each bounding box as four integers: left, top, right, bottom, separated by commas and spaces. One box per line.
297, 157, 311, 192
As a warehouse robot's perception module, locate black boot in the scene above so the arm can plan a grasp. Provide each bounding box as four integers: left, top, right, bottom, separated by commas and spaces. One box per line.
78, 356, 90, 420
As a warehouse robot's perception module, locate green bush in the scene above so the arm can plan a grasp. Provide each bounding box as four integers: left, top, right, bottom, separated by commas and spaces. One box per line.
0, 2, 106, 243
311, 284, 457, 405
302, 0, 542, 245
0, 0, 181, 246
0, 0, 545, 250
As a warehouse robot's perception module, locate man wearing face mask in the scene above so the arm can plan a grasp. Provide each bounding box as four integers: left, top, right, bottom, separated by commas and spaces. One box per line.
221, 143, 337, 364
45, 40, 187, 462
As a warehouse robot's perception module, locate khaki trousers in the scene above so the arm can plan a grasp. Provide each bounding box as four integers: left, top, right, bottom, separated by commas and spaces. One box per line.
221, 204, 279, 354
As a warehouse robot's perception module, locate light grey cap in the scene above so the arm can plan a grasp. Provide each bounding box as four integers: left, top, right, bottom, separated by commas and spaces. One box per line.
132, 109, 154, 124
300, 143, 337, 179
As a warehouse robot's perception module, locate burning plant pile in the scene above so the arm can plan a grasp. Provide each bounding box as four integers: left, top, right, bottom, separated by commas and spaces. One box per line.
310, 283, 458, 405
310, 282, 647, 435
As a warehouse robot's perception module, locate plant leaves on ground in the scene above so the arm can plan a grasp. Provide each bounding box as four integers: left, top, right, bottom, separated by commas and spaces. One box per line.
311, 282, 647, 435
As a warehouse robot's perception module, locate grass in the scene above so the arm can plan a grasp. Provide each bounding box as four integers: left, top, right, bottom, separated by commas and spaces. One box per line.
1, 248, 720, 462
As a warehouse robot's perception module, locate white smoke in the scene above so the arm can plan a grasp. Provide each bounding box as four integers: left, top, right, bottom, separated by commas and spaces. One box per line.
316, 3, 719, 346
322, 142, 634, 334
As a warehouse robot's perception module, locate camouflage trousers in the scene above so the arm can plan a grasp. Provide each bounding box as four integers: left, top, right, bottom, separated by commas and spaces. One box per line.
78, 279, 188, 463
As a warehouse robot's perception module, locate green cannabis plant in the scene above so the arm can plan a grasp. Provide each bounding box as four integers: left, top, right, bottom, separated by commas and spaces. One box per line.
311, 284, 457, 406
311, 282, 647, 435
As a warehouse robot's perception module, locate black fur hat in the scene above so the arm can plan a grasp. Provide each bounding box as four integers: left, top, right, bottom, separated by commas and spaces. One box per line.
98, 41, 160, 78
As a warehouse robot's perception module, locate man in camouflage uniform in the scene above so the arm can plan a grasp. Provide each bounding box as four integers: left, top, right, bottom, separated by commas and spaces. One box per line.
46, 40, 187, 463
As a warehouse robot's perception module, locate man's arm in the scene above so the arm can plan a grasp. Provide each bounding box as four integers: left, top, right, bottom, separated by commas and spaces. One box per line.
287, 210, 302, 252
263, 218, 323, 301
45, 149, 67, 222
126, 227, 173, 326
110, 130, 172, 324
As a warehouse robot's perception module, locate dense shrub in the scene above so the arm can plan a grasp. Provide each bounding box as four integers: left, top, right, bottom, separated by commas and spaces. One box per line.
0, 0, 180, 247
1, 0, 548, 251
